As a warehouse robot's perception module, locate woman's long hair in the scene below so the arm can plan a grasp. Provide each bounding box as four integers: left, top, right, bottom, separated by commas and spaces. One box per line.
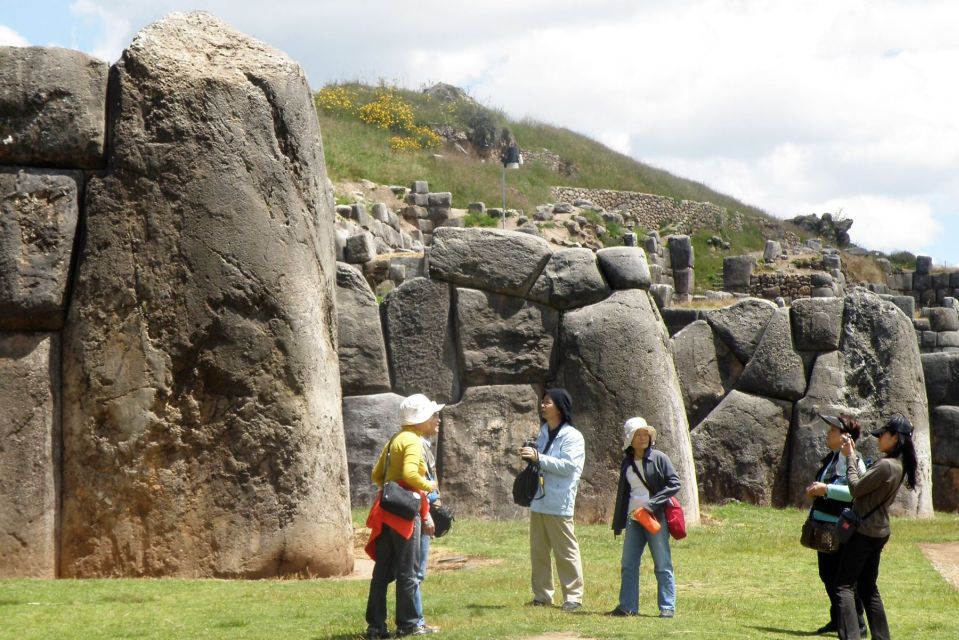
891, 432, 918, 490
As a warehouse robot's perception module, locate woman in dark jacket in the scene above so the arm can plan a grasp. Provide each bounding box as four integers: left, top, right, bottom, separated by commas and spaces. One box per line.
608, 417, 681, 618
805, 414, 867, 636
835, 414, 918, 640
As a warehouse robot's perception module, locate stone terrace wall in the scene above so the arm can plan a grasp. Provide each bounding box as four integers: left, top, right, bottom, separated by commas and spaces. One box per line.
550, 187, 745, 233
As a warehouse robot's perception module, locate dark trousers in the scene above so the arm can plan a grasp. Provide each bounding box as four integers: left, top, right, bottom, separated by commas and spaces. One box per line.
818, 549, 865, 628
365, 519, 421, 633
836, 532, 891, 640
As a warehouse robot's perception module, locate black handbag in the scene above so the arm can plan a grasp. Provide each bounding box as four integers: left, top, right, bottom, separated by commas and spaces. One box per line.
512, 463, 542, 507
378, 435, 422, 520
801, 512, 840, 553
835, 474, 904, 544
430, 503, 454, 538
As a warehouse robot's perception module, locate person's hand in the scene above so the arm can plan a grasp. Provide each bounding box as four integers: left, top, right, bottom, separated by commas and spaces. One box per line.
433, 498, 442, 507
519, 446, 538, 462
840, 434, 856, 457
423, 515, 435, 536
806, 482, 827, 497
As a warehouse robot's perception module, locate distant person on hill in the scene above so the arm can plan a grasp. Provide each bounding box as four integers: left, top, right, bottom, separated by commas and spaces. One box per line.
805, 414, 868, 637
835, 415, 918, 640
518, 388, 585, 612
364, 394, 443, 639
607, 417, 681, 618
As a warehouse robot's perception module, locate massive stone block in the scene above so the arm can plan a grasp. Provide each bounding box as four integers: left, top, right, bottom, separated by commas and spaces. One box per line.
342, 393, 405, 509
705, 298, 777, 363
596, 246, 650, 290
455, 288, 557, 385
922, 352, 959, 408
0, 169, 81, 330
61, 13, 350, 577
932, 465, 959, 512
528, 248, 610, 310
670, 320, 740, 428
0, 333, 59, 578
335, 262, 390, 396
931, 406, 959, 468
429, 227, 552, 297
440, 385, 542, 519
839, 290, 932, 516
737, 308, 807, 402
691, 390, 792, 506
0, 46, 108, 168
383, 277, 458, 403
792, 297, 844, 352
555, 290, 699, 525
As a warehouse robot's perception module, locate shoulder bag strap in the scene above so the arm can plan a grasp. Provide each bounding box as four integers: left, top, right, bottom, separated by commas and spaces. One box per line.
628, 458, 652, 492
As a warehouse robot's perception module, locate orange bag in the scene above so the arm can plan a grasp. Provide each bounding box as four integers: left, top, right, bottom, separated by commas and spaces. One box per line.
632, 507, 661, 534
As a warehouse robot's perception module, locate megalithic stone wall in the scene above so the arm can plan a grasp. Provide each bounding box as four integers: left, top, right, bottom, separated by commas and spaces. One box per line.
59, 12, 351, 577
0, 46, 106, 578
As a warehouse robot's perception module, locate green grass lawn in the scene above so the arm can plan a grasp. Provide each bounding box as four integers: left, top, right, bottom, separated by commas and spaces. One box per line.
3, 504, 957, 639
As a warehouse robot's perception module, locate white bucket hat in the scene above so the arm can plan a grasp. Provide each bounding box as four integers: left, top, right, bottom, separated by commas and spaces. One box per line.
622, 417, 657, 450
400, 393, 445, 425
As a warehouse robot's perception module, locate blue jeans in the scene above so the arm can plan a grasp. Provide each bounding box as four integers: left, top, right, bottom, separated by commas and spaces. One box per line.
618, 514, 675, 613
413, 532, 431, 625
365, 519, 421, 633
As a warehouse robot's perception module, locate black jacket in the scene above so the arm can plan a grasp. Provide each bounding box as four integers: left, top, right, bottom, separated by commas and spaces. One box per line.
612, 447, 681, 536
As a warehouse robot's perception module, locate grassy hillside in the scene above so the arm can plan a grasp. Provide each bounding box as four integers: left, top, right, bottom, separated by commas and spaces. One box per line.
314, 82, 773, 221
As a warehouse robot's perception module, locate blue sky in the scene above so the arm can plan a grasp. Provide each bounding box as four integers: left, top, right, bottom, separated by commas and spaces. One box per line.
4, 1, 959, 266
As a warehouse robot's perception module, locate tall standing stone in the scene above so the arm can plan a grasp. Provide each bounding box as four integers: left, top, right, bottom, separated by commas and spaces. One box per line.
335, 262, 390, 396
61, 13, 351, 577
383, 277, 458, 404
555, 290, 699, 524
0, 333, 59, 578
342, 393, 405, 509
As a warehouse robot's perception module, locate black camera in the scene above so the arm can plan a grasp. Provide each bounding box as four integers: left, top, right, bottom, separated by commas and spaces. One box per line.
523, 438, 537, 449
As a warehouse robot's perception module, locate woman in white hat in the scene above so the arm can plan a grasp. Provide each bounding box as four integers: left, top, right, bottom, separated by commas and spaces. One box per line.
364, 394, 444, 639
607, 417, 681, 618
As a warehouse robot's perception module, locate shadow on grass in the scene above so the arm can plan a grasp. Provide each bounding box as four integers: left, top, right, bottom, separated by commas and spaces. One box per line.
465, 603, 506, 611
746, 626, 819, 637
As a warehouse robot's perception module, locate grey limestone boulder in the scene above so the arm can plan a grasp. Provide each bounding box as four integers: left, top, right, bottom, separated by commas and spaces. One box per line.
673, 268, 694, 295
916, 255, 932, 275
649, 283, 674, 310
931, 406, 959, 467
342, 393, 405, 509
555, 290, 699, 524
763, 240, 782, 262
439, 385, 542, 519
933, 465, 959, 512
840, 291, 932, 515
0, 46, 108, 168
61, 13, 351, 578
0, 169, 81, 330
691, 390, 792, 506
596, 246, 650, 289
670, 320, 741, 428
723, 255, 755, 291
0, 333, 59, 578
792, 297, 844, 352
429, 227, 552, 297
927, 307, 959, 332
528, 248, 610, 310
667, 234, 694, 270
737, 308, 806, 401
705, 298, 777, 363
383, 277, 458, 404
335, 263, 390, 396
455, 288, 557, 385
922, 352, 959, 408
345, 232, 376, 263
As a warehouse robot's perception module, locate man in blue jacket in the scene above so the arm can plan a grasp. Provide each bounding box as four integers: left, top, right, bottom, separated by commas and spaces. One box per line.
518, 388, 586, 612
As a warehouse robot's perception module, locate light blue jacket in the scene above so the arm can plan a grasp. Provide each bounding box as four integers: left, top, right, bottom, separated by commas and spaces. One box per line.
530, 421, 585, 517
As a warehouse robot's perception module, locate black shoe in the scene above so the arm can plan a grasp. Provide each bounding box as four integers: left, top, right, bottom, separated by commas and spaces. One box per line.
860, 625, 869, 638
396, 625, 436, 637
606, 606, 636, 617
526, 599, 550, 607
815, 622, 837, 635
365, 628, 392, 640
659, 609, 675, 618
561, 601, 582, 612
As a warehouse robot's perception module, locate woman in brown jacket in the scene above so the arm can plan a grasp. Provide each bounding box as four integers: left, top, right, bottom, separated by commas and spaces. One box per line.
835, 415, 918, 640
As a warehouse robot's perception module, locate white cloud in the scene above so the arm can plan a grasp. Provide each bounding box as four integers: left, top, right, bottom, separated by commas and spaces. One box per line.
808, 195, 941, 254
68, 0, 133, 62
0, 24, 29, 46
